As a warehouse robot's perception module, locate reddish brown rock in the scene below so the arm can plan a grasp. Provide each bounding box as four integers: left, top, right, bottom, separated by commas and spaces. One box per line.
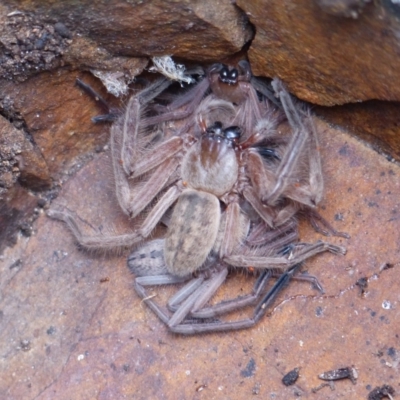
0, 68, 127, 253
0, 6, 72, 82
0, 184, 39, 253
239, 0, 400, 105
0, 115, 50, 196
2, 0, 253, 71
316, 100, 400, 162
0, 69, 114, 179
63, 36, 148, 95
316, 0, 371, 18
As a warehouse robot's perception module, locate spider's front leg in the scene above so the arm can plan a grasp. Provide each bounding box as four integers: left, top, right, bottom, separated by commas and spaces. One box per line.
48, 76, 192, 252
111, 117, 182, 219
47, 183, 182, 251
115, 78, 183, 178
142, 76, 211, 127
265, 79, 323, 208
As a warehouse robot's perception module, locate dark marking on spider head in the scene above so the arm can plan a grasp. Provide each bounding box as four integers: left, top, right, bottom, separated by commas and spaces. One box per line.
219, 65, 239, 85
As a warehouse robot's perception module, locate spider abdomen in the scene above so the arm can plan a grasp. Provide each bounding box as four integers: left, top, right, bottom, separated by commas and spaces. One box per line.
165, 189, 220, 277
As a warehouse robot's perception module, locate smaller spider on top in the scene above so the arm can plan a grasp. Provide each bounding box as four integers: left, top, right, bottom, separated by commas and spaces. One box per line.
48, 58, 348, 334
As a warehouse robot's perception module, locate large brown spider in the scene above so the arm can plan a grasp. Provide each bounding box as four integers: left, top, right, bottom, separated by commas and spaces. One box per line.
48, 61, 347, 334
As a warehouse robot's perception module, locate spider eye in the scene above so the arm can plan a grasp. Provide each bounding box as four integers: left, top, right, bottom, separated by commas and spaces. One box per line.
223, 126, 241, 141
230, 69, 238, 81
213, 121, 223, 130
219, 67, 229, 80
219, 67, 239, 85
206, 121, 223, 136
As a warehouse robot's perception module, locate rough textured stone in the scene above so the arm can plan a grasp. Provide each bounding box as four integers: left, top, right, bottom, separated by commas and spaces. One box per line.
63, 36, 148, 93
239, 0, 400, 105
0, 115, 50, 197
0, 69, 118, 250
316, 100, 400, 162
2, 0, 253, 70
0, 5, 72, 82
0, 69, 114, 178
0, 117, 23, 196
0, 184, 39, 253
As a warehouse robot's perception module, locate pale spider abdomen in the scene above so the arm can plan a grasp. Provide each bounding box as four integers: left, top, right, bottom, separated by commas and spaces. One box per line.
165, 189, 221, 277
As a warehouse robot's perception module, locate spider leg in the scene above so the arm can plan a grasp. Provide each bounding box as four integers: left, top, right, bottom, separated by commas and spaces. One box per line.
133, 267, 230, 329
48, 185, 181, 251
116, 156, 179, 219
238, 143, 293, 230
142, 77, 210, 126
111, 110, 181, 218
250, 76, 282, 109
237, 59, 281, 109
283, 115, 324, 207
246, 219, 299, 247
304, 116, 324, 204
47, 206, 142, 249
116, 79, 177, 176
252, 263, 301, 321
219, 202, 250, 258
191, 270, 272, 319
167, 277, 206, 309
76, 77, 172, 124
136, 275, 188, 285
132, 263, 292, 333
271, 79, 307, 132
234, 83, 265, 134
190, 268, 229, 313
129, 137, 183, 179
137, 77, 174, 105
303, 208, 350, 239
243, 187, 276, 227
166, 268, 229, 325
263, 79, 310, 206
283, 270, 325, 293
225, 240, 346, 270
272, 201, 301, 227
133, 279, 171, 325
138, 185, 182, 238
75, 78, 120, 122
168, 264, 302, 334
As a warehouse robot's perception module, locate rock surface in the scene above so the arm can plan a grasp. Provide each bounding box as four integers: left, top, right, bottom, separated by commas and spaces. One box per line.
240, 0, 400, 105
316, 100, 400, 162
1, 0, 252, 81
